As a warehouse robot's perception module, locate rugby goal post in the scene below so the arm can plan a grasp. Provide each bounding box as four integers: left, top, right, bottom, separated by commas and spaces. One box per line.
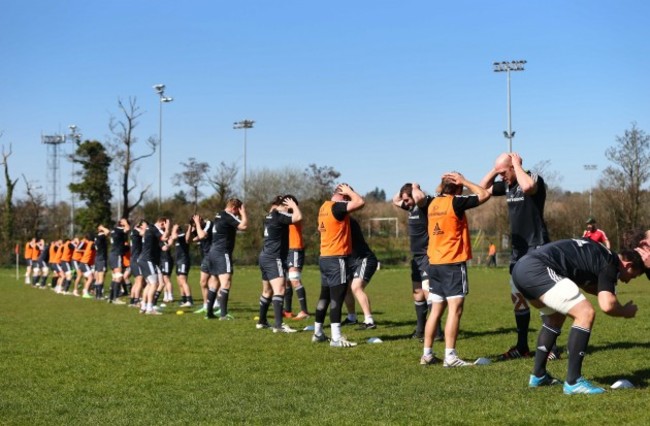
367, 217, 399, 238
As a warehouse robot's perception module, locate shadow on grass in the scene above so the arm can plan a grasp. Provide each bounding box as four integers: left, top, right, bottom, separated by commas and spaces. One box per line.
594, 368, 650, 389
589, 340, 650, 354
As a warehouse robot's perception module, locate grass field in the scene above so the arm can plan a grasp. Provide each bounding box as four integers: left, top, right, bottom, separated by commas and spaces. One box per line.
1, 265, 649, 425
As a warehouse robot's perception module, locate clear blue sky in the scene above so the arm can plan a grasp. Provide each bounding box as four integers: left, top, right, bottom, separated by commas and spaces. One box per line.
2, 0, 649, 205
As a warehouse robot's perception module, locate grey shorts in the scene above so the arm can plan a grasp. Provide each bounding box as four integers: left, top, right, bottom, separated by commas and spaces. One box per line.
319, 256, 348, 288
259, 254, 285, 281
428, 262, 468, 300
349, 255, 378, 283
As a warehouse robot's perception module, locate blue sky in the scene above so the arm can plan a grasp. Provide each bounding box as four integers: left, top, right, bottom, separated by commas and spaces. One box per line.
1, 1, 649, 205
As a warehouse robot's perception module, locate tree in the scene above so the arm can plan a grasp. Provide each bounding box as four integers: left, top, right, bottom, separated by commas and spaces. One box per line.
20, 174, 46, 237
365, 187, 386, 202
69, 140, 113, 232
173, 157, 210, 211
303, 164, 340, 201
1, 142, 19, 263
108, 97, 155, 220
601, 122, 650, 233
208, 161, 238, 209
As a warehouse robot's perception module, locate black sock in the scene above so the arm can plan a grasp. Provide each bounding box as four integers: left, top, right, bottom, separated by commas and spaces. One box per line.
153, 290, 161, 306
284, 285, 293, 313
272, 295, 284, 328
415, 300, 428, 334
219, 289, 230, 316
566, 325, 591, 385
188, 295, 194, 305
64, 279, 71, 292
259, 296, 271, 324
206, 289, 217, 315
533, 324, 561, 377
296, 285, 308, 313
515, 309, 531, 351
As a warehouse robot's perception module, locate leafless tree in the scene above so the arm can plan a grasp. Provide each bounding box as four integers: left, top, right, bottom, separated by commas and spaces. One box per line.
173, 157, 210, 211
108, 97, 155, 220
1, 141, 20, 261
208, 161, 238, 209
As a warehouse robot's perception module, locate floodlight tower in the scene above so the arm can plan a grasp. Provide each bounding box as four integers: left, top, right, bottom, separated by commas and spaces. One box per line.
493, 60, 526, 152
41, 133, 66, 207
67, 125, 82, 236
153, 83, 174, 209
233, 119, 255, 200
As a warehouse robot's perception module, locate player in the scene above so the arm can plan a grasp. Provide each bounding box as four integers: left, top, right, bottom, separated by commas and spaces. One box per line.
343, 217, 379, 330
480, 152, 553, 360
169, 221, 194, 308
513, 238, 641, 394
108, 218, 130, 304
393, 182, 443, 340
282, 195, 310, 320
256, 195, 302, 332
205, 198, 248, 320
312, 183, 365, 348
420, 172, 490, 367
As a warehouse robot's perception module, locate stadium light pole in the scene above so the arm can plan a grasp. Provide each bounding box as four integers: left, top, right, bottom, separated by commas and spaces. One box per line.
584, 164, 598, 216
233, 119, 255, 200
67, 125, 82, 237
153, 84, 174, 210
493, 60, 526, 152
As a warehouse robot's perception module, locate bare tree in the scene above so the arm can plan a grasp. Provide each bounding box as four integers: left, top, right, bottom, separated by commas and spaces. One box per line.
601, 122, 650, 233
108, 97, 155, 220
173, 157, 210, 211
208, 161, 238, 209
1, 142, 20, 262
21, 174, 46, 237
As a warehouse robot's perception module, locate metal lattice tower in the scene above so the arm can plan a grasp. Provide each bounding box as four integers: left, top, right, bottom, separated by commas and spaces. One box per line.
41, 134, 66, 207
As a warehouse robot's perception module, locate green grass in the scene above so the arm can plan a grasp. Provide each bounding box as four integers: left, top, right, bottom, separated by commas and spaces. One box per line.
1, 265, 649, 425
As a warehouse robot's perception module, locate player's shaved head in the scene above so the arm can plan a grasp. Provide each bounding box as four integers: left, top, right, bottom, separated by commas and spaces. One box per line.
494, 153, 512, 168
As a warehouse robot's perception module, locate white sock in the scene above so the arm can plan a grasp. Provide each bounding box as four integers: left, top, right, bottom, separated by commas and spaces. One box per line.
331, 323, 342, 341
423, 347, 433, 357
364, 315, 374, 324
315, 322, 323, 335
445, 348, 456, 358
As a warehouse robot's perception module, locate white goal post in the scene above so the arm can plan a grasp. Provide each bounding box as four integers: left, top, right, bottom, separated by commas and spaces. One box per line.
367, 217, 399, 238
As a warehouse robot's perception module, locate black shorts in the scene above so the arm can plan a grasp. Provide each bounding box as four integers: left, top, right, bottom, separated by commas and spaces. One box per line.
428, 262, 468, 299
176, 261, 190, 276
319, 256, 348, 288
137, 260, 160, 280
79, 263, 93, 274
207, 252, 233, 276
38, 260, 49, 269
286, 249, 305, 269
349, 254, 378, 283
200, 257, 210, 274
95, 258, 107, 273
160, 258, 173, 276
511, 255, 562, 300
410, 254, 429, 283
259, 253, 285, 281
61, 261, 72, 273
108, 253, 123, 270
130, 261, 141, 277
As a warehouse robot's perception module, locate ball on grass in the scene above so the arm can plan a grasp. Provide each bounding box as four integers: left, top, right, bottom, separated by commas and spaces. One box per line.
176, 310, 184, 315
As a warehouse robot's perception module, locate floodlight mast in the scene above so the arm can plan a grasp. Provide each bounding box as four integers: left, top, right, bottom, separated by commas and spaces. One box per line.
153, 84, 174, 210
493, 60, 526, 152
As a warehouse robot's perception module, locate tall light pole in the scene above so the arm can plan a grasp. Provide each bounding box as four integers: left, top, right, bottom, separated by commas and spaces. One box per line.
493, 60, 526, 152
153, 84, 174, 210
584, 164, 598, 216
233, 119, 255, 199
67, 125, 81, 236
